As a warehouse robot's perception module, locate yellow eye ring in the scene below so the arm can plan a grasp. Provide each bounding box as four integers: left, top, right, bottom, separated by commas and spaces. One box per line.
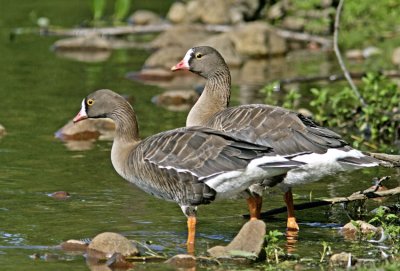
195, 53, 202, 59
87, 99, 94, 106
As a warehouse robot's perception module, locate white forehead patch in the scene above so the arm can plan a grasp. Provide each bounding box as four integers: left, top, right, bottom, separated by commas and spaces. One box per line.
183, 48, 194, 67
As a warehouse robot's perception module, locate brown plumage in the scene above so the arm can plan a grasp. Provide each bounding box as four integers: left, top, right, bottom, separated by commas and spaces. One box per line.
172, 46, 383, 230
72, 89, 304, 253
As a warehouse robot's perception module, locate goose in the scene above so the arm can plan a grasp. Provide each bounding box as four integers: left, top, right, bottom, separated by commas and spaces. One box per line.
171, 46, 384, 231
72, 89, 305, 254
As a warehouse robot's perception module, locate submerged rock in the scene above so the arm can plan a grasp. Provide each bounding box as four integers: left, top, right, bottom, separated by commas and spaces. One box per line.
165, 254, 196, 269
60, 239, 89, 252
340, 220, 379, 240
330, 252, 357, 268
88, 232, 140, 258
0, 124, 6, 137
207, 220, 266, 261
49, 191, 70, 200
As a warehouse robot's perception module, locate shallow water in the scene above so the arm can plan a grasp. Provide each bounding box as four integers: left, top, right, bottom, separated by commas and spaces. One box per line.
0, 1, 399, 270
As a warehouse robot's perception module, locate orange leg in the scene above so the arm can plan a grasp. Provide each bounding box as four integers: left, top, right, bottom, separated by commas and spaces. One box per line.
187, 216, 196, 255
284, 190, 299, 231
246, 194, 262, 220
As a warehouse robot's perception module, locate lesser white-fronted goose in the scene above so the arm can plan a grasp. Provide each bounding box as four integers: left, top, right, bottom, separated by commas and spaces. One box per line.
171, 46, 384, 230
72, 89, 305, 253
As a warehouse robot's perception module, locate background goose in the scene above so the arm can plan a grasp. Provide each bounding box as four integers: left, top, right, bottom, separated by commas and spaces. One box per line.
171, 46, 385, 231
72, 89, 304, 253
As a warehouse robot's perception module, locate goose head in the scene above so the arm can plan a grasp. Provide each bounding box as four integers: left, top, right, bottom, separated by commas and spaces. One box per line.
73, 89, 128, 123
171, 46, 228, 79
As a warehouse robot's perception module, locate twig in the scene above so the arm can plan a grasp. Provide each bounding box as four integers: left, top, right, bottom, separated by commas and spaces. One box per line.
333, 0, 367, 106
243, 180, 400, 219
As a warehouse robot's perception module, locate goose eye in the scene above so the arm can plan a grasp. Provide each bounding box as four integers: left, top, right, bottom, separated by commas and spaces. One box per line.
87, 99, 94, 106
195, 53, 203, 59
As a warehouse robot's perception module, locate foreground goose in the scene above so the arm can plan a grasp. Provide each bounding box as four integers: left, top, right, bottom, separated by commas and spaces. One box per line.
72, 89, 305, 253
171, 46, 384, 230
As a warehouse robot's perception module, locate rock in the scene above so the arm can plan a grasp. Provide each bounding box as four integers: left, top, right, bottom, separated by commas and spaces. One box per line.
53, 35, 111, 51
151, 25, 212, 50
167, 2, 187, 24
143, 46, 186, 70
198, 33, 243, 67
88, 232, 139, 258
392, 47, 400, 66
55, 119, 115, 142
230, 22, 287, 57
55, 50, 111, 63
106, 253, 134, 269
340, 220, 379, 239
152, 89, 199, 111
49, 191, 70, 200
165, 254, 196, 269
330, 252, 357, 268
128, 10, 161, 25
282, 16, 306, 32
127, 68, 174, 82
207, 220, 266, 260
266, 2, 284, 20
60, 239, 88, 252
362, 46, 381, 58
200, 0, 231, 24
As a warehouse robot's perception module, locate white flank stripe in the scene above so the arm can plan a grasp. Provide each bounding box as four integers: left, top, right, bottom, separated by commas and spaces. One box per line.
292, 148, 378, 167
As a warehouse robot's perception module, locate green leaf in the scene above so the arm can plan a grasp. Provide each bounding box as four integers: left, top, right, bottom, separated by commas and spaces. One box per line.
93, 0, 107, 21
114, 0, 131, 22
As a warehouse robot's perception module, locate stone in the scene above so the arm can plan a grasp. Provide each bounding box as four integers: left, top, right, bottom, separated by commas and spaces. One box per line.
165, 254, 196, 269
151, 25, 212, 50
267, 2, 284, 20
144, 46, 187, 70
207, 220, 266, 260
53, 35, 111, 51
346, 49, 364, 60
230, 22, 287, 57
197, 33, 243, 67
392, 47, 400, 66
88, 232, 139, 258
55, 119, 115, 142
167, 2, 187, 24
128, 10, 161, 25
330, 252, 357, 268
127, 68, 174, 82
340, 220, 379, 240
282, 16, 306, 32
55, 50, 111, 63
49, 191, 70, 200
200, 0, 231, 24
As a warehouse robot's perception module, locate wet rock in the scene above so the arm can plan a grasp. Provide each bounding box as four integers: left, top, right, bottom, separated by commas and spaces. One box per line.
144, 46, 186, 70
60, 239, 88, 252
392, 47, 400, 66
340, 220, 379, 239
55, 119, 115, 142
151, 25, 212, 50
198, 33, 243, 67
88, 232, 140, 258
127, 68, 174, 83
230, 22, 287, 57
53, 35, 111, 51
330, 252, 357, 268
207, 220, 266, 260
128, 10, 161, 25
49, 191, 70, 200
152, 89, 199, 111
165, 254, 196, 269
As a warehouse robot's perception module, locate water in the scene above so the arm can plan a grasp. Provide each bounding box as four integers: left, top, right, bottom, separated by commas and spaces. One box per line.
0, 1, 399, 270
